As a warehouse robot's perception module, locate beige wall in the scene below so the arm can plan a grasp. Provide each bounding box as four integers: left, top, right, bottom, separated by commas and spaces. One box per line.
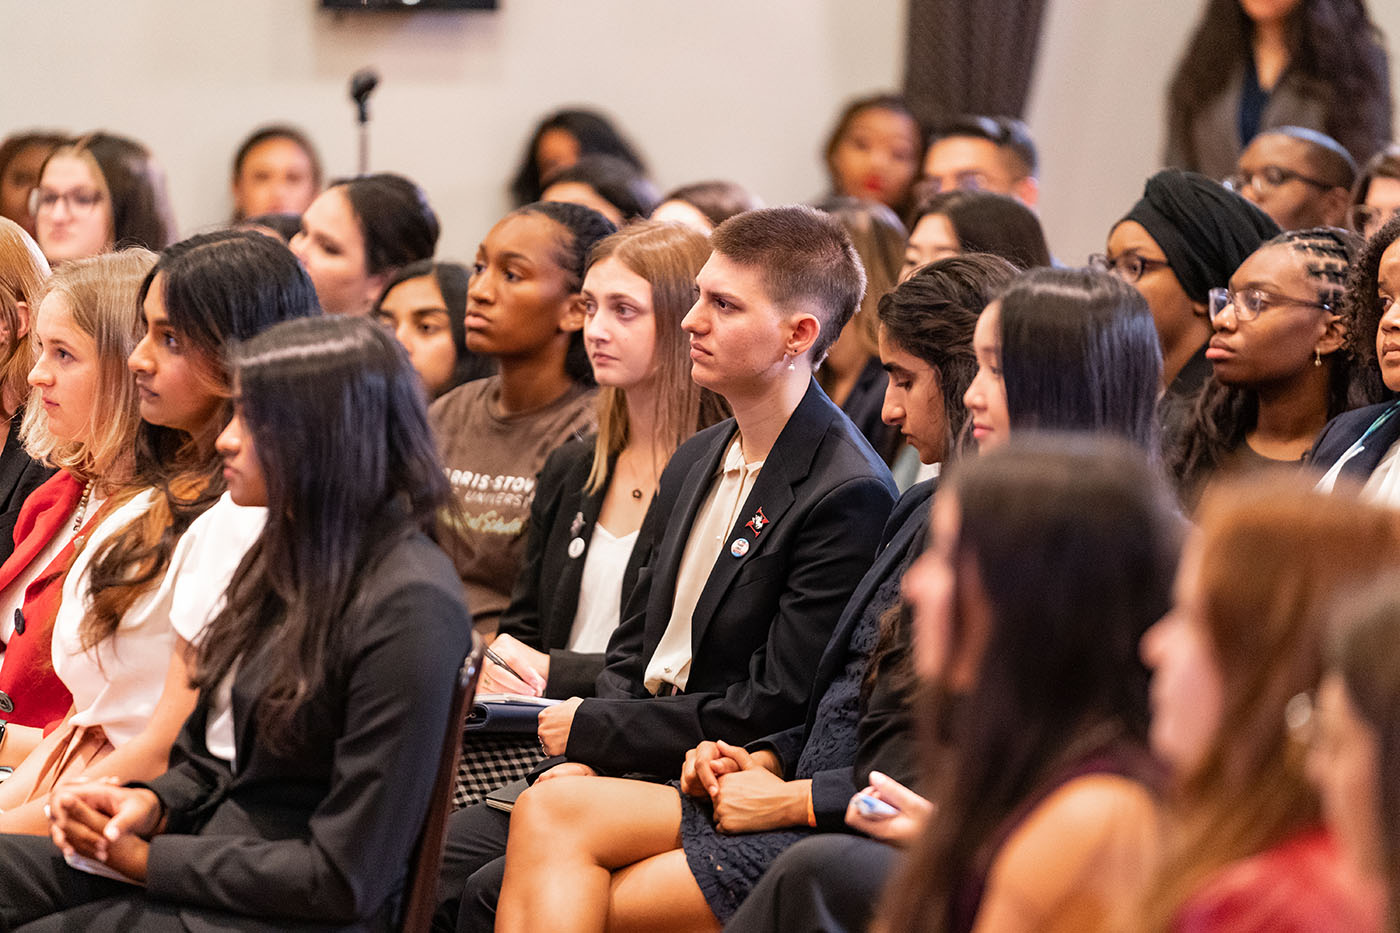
1, 0, 904, 261
3, 0, 1397, 265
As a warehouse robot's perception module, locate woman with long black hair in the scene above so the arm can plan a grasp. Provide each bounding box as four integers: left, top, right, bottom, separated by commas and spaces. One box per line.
0, 315, 472, 931
1163, 0, 1391, 179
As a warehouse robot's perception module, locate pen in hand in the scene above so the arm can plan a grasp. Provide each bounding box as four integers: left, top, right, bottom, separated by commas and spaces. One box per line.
485, 646, 530, 688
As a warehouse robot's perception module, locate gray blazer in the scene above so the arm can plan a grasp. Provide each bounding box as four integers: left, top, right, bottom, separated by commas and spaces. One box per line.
1164, 58, 1392, 181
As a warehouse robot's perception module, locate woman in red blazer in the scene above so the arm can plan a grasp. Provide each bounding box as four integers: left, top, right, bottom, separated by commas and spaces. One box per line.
0, 249, 153, 745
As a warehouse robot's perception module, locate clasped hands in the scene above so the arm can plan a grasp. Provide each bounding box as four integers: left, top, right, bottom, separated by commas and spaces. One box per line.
680, 740, 810, 834
45, 778, 165, 884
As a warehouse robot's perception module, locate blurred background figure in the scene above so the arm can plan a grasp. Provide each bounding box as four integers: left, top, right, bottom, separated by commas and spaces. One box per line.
0, 132, 67, 239
509, 107, 647, 208
1164, 0, 1391, 180
229, 123, 322, 222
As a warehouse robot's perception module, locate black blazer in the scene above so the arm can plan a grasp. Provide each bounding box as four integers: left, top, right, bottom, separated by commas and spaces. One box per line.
1308, 400, 1400, 483
754, 478, 933, 830
0, 414, 54, 563
566, 380, 898, 777
496, 438, 650, 699
139, 531, 472, 933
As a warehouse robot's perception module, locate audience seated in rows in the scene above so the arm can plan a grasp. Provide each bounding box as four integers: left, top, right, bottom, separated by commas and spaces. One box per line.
0, 315, 473, 930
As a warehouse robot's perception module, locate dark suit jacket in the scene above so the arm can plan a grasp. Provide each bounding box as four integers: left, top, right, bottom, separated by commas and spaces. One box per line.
754, 478, 933, 830
0, 414, 54, 566
1308, 400, 1400, 482
565, 380, 897, 777
496, 439, 649, 699
139, 530, 472, 933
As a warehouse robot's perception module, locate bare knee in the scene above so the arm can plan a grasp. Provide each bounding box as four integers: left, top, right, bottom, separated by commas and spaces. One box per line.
510, 777, 595, 847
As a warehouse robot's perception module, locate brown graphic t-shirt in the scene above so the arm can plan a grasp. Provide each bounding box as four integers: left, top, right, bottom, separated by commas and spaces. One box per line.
429, 376, 596, 634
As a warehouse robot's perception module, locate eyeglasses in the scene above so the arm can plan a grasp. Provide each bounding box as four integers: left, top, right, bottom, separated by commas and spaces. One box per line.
1088, 252, 1171, 283
1349, 203, 1400, 239
1224, 165, 1336, 198
1207, 286, 1332, 324
28, 187, 104, 216
923, 171, 993, 195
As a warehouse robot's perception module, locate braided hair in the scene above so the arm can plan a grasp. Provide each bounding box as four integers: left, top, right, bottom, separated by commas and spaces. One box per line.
512, 200, 617, 384
1167, 227, 1365, 505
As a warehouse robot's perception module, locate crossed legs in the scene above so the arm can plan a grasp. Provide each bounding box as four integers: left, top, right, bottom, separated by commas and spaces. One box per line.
495, 776, 720, 933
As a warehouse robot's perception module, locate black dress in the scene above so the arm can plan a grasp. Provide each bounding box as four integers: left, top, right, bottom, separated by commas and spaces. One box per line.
0, 413, 54, 564
675, 480, 930, 922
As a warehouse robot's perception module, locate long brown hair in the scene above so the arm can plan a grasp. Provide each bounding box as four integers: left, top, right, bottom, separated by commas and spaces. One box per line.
583, 220, 727, 493
1138, 478, 1400, 932
81, 232, 320, 650
880, 435, 1180, 933
1166, 0, 1388, 169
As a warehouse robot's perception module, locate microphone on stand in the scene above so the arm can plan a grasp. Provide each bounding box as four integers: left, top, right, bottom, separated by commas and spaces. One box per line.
349, 68, 380, 173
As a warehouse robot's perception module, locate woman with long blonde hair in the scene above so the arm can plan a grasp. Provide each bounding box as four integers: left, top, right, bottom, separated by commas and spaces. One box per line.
483, 220, 727, 699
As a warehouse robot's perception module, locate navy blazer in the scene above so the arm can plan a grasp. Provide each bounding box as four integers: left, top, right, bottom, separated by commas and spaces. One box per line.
139, 530, 472, 932
565, 380, 897, 777
1308, 400, 1400, 483
754, 478, 933, 830
496, 439, 649, 699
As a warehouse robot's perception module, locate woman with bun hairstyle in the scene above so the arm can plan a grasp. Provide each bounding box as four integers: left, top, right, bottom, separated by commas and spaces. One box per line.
291, 172, 439, 317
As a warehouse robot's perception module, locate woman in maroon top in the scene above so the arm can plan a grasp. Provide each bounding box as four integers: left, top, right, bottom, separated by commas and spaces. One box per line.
1138, 477, 1400, 932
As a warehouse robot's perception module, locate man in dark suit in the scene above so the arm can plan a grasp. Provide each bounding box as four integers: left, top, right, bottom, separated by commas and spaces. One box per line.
436, 206, 897, 932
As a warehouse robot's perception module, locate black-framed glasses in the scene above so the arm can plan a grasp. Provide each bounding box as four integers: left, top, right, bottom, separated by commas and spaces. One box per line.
28, 187, 104, 216
1224, 165, 1337, 197
923, 171, 992, 195
1349, 204, 1400, 239
1088, 252, 1171, 283
1207, 286, 1332, 325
